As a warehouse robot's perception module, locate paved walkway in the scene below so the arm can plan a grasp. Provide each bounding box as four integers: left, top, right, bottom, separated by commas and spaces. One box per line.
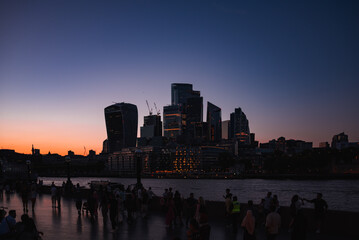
0, 192, 355, 240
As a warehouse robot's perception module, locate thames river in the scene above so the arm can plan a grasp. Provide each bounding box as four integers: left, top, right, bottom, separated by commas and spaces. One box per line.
40, 177, 359, 212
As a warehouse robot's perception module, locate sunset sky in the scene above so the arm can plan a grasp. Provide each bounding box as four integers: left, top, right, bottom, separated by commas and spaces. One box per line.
1, 0, 358, 155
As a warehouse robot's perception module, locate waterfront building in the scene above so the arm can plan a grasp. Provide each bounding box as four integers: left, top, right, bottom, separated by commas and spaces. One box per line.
107, 146, 173, 175
173, 146, 201, 173
207, 102, 222, 142
319, 142, 330, 148
229, 107, 251, 144
259, 137, 313, 154
104, 102, 138, 153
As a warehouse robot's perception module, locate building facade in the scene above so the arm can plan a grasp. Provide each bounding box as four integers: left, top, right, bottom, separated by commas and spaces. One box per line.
104, 102, 138, 153
229, 107, 251, 144
207, 102, 222, 142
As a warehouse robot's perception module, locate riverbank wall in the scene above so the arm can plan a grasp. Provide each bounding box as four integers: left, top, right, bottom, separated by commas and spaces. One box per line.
39, 185, 358, 238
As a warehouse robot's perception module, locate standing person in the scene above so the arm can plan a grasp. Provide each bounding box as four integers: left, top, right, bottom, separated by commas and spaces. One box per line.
264, 192, 273, 216
231, 196, 241, 233
108, 193, 118, 231
56, 186, 62, 209
50, 183, 57, 208
289, 195, 303, 229
165, 194, 175, 228
75, 184, 82, 216
265, 205, 281, 240
223, 188, 231, 199
303, 193, 328, 233
21, 183, 30, 212
141, 188, 149, 218
272, 195, 280, 213
100, 192, 109, 222
195, 197, 206, 224
241, 210, 256, 240
0, 210, 17, 238
184, 193, 197, 227
93, 190, 99, 218
174, 190, 183, 225
257, 199, 265, 226
30, 184, 37, 211
224, 193, 233, 227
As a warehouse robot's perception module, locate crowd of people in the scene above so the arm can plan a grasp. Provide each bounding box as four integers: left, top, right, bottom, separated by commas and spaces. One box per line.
0, 180, 329, 240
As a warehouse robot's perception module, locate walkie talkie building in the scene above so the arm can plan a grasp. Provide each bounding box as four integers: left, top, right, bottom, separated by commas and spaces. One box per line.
104, 102, 138, 153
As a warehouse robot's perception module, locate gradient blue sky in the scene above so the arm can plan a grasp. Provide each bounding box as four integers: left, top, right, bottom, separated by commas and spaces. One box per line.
1, 0, 358, 155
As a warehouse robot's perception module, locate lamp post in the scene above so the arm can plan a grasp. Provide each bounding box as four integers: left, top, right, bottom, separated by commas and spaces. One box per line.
65, 156, 71, 182
26, 160, 31, 183
135, 149, 143, 188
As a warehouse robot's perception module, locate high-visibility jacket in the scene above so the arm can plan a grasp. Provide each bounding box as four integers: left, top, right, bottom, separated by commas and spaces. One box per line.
232, 201, 240, 213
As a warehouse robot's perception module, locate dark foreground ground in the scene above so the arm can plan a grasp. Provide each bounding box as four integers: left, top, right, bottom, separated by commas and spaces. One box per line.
0, 192, 356, 240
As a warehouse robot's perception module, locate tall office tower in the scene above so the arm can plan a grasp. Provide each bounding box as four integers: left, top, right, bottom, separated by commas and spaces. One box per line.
163, 105, 183, 139
331, 132, 349, 149
207, 102, 222, 142
104, 102, 138, 153
185, 96, 203, 138
229, 107, 251, 144
166, 83, 203, 141
140, 114, 162, 138
222, 120, 230, 139
171, 83, 197, 105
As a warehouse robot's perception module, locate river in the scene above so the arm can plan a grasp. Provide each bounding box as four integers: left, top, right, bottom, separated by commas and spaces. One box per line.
39, 177, 359, 212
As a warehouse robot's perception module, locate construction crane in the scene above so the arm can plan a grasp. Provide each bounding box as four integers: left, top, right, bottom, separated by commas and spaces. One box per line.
154, 102, 160, 115
146, 100, 153, 115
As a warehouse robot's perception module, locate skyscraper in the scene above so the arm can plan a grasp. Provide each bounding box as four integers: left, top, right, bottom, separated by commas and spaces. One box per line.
229, 107, 250, 144
207, 102, 222, 142
163, 104, 183, 139
140, 114, 162, 138
165, 83, 203, 141
104, 102, 138, 153
171, 83, 198, 105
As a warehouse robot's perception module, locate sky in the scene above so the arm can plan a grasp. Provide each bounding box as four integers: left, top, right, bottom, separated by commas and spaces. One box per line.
1, 0, 358, 155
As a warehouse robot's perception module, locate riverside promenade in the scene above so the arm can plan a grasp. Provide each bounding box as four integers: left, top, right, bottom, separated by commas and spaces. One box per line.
0, 191, 357, 240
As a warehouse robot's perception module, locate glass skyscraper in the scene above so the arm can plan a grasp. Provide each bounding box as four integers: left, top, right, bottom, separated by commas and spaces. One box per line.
207, 102, 222, 142
104, 102, 138, 153
229, 107, 250, 144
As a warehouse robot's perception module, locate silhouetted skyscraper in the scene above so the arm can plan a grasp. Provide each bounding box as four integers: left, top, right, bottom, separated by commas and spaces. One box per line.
171, 83, 199, 105
165, 83, 203, 141
229, 107, 250, 144
207, 102, 222, 142
163, 104, 183, 139
104, 102, 138, 153
141, 114, 162, 138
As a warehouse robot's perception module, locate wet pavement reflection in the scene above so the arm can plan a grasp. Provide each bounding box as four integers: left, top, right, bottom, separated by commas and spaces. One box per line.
0, 192, 354, 240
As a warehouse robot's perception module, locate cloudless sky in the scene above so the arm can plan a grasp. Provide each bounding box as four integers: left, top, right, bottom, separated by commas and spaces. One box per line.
1, 0, 358, 155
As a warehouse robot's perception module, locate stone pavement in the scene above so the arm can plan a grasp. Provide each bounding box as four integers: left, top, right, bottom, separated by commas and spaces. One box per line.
0, 192, 355, 240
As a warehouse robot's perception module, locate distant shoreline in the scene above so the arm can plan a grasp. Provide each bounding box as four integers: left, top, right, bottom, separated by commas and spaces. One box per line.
38, 173, 359, 180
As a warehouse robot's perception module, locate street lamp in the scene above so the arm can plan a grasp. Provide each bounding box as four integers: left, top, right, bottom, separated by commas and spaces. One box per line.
65, 156, 71, 182
26, 160, 31, 182
135, 149, 143, 188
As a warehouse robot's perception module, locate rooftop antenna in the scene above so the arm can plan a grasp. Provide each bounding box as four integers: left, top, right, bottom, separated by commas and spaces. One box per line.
154, 102, 160, 115
146, 100, 153, 115
84, 146, 86, 156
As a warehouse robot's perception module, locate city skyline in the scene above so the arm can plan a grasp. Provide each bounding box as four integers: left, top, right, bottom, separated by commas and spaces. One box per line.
1, 0, 358, 155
